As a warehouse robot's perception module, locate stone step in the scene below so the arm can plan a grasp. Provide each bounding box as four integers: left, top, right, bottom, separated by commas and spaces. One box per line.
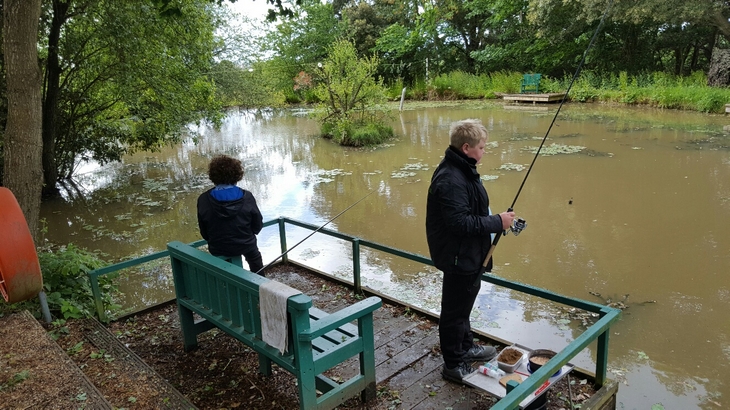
73, 317, 198, 410
0, 310, 112, 409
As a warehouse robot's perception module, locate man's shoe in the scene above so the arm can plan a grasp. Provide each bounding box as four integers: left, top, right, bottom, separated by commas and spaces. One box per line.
441, 362, 473, 385
463, 345, 497, 362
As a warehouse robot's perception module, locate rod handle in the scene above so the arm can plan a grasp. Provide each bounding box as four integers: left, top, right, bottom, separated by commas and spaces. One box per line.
482, 207, 513, 268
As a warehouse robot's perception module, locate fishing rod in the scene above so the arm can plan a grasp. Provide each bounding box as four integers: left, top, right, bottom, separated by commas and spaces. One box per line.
256, 188, 377, 275
482, 0, 614, 270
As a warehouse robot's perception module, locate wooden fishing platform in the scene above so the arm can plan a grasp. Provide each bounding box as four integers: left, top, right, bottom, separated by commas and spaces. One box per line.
502, 93, 566, 104
268, 263, 620, 410
2, 260, 618, 410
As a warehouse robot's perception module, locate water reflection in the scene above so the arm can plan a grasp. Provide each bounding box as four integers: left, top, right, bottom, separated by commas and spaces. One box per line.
41, 103, 730, 409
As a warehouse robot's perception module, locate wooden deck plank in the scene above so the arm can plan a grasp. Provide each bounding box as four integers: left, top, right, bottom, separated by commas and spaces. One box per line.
502, 92, 566, 103
396, 363, 485, 410
374, 321, 437, 366
373, 315, 423, 350
386, 349, 443, 391
375, 332, 440, 384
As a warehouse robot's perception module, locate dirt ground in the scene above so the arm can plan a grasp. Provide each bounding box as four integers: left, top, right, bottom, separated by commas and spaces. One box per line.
1, 264, 597, 409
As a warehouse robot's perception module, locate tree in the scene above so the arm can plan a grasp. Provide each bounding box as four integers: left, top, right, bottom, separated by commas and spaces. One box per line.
3, 0, 43, 240
39, 0, 223, 194
529, 0, 724, 79
210, 60, 286, 108
314, 39, 392, 146
264, 1, 346, 102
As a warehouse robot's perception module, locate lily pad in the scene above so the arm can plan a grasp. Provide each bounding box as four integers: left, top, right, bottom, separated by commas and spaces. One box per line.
522, 143, 586, 156
499, 163, 526, 172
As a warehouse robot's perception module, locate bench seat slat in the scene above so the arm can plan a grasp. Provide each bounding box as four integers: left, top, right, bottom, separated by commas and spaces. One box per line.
313, 336, 364, 374
299, 298, 381, 341
310, 307, 358, 337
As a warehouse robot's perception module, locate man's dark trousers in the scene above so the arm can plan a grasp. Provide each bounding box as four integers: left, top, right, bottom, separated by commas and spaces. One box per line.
439, 269, 482, 369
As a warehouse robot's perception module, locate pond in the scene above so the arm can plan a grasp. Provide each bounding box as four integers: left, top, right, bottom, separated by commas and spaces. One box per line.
40, 101, 730, 409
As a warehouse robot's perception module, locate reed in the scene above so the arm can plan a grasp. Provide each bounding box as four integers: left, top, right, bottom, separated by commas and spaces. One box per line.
387, 70, 729, 113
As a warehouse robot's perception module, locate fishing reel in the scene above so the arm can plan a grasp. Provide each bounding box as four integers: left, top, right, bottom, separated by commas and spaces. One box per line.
508, 217, 527, 236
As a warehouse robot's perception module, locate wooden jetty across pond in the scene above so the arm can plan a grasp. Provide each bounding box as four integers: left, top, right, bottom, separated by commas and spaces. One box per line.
502, 92, 566, 104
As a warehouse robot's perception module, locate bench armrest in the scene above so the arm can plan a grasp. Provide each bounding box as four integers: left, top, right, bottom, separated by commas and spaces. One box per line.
298, 297, 382, 341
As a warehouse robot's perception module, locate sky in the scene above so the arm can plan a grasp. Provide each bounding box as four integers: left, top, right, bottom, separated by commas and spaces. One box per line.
227, 0, 273, 21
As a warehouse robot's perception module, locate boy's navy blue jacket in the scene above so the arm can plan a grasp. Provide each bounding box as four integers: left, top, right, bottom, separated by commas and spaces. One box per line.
425, 146, 503, 274
197, 187, 263, 257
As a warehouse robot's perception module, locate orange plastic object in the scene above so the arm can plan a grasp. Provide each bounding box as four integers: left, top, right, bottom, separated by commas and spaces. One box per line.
0, 187, 43, 303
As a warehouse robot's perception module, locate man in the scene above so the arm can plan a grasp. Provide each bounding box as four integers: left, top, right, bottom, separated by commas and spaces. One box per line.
426, 119, 516, 384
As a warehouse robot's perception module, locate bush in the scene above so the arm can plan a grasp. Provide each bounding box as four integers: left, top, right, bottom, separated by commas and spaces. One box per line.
489, 71, 522, 95
314, 40, 392, 146
348, 122, 394, 146
39, 244, 118, 320
0, 244, 120, 320
431, 71, 491, 99
321, 119, 393, 146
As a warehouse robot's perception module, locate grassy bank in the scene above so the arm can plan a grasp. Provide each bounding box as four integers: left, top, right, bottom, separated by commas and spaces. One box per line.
387, 70, 730, 114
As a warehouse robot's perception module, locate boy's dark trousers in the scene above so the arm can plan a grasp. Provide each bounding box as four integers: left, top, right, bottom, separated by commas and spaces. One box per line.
439, 269, 482, 369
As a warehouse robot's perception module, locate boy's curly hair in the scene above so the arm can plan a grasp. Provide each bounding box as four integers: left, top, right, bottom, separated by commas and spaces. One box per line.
208, 155, 244, 185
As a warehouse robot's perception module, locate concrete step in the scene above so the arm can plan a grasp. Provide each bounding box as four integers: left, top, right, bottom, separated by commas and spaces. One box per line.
0, 310, 112, 409
73, 317, 198, 409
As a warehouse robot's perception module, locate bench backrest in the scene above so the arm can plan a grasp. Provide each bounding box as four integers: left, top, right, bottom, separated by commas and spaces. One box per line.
521, 73, 541, 93
522, 73, 541, 84
167, 241, 312, 341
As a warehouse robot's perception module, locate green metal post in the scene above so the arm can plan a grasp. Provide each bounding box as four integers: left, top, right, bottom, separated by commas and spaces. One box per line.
89, 275, 106, 322
278, 217, 288, 264
596, 326, 610, 386
352, 238, 361, 294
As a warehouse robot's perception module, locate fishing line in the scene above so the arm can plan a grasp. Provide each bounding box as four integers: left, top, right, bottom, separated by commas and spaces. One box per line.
482, 0, 614, 269
256, 188, 377, 275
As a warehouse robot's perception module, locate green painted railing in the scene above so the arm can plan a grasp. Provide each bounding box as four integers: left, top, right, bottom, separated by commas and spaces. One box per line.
88, 216, 621, 410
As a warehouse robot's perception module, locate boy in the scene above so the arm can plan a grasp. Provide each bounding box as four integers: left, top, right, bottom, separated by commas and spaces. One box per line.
197, 155, 264, 275
425, 119, 515, 384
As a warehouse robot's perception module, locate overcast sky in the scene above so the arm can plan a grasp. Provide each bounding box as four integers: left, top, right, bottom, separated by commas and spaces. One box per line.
227, 0, 273, 21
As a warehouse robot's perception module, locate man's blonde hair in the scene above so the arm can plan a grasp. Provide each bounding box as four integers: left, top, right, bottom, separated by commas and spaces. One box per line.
449, 119, 488, 148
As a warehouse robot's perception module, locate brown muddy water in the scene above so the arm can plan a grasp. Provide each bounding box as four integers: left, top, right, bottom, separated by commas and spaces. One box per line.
41, 102, 730, 409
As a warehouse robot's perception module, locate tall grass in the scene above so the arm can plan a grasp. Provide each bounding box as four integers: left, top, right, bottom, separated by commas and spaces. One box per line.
395, 70, 730, 113
556, 70, 730, 113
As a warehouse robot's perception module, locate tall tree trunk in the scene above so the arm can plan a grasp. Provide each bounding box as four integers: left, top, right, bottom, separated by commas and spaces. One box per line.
41, 0, 70, 197
708, 47, 730, 87
673, 48, 683, 75
2, 0, 43, 241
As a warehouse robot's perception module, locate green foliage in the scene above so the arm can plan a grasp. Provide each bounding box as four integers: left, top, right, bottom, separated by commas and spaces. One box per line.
0, 244, 121, 320
431, 71, 492, 99
36, 244, 120, 320
314, 39, 392, 146
421, 70, 523, 99
263, 2, 346, 103
0, 370, 30, 391
210, 60, 286, 108
559, 70, 730, 113
385, 78, 407, 100
42, 0, 223, 182
321, 120, 394, 146
488, 71, 524, 95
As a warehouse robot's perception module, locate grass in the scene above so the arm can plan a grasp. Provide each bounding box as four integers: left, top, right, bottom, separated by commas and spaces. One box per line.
391, 70, 730, 113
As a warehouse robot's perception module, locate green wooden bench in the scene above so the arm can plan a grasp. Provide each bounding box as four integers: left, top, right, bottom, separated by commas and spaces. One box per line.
167, 241, 382, 410
520, 73, 542, 93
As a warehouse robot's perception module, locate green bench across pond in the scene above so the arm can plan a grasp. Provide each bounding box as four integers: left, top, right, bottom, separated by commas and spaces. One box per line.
520, 73, 542, 93
167, 241, 382, 410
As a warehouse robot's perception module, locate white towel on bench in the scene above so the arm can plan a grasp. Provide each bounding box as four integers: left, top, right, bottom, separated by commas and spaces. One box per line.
259, 280, 302, 354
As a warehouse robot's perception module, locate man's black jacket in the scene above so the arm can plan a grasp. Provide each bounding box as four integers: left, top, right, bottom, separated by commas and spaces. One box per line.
425, 146, 504, 274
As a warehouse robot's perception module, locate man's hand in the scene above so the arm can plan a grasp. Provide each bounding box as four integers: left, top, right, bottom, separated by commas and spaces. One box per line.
499, 211, 516, 230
